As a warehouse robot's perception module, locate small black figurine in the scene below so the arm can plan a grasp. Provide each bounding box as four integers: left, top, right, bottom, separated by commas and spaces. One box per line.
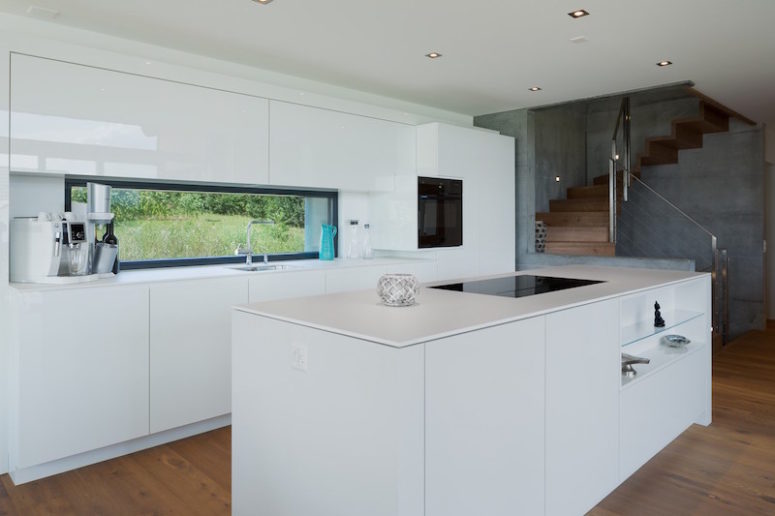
654, 301, 666, 327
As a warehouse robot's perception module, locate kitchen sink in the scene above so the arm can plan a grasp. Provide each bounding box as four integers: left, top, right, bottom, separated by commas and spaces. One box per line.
229, 264, 289, 272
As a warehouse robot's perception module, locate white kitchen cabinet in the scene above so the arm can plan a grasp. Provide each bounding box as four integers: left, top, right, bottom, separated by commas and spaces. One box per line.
269, 100, 415, 191
12, 286, 150, 469
249, 269, 326, 302
10, 54, 269, 184
545, 300, 620, 516
425, 317, 546, 516
620, 345, 707, 480
149, 277, 248, 433
417, 122, 506, 178
232, 311, 425, 516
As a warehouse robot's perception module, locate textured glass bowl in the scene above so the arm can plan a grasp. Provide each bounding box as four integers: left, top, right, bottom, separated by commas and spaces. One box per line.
377, 273, 418, 307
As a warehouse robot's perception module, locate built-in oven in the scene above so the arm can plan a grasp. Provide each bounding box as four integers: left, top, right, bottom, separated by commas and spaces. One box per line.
418, 176, 463, 248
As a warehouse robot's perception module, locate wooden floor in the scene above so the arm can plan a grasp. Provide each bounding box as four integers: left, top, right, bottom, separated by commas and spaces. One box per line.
2, 330, 775, 515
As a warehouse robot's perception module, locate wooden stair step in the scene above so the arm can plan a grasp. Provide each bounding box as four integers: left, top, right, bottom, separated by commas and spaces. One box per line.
672, 103, 729, 135
536, 211, 609, 226
567, 184, 623, 200
648, 124, 704, 150
549, 198, 614, 212
546, 225, 609, 243
640, 142, 678, 166
544, 242, 615, 257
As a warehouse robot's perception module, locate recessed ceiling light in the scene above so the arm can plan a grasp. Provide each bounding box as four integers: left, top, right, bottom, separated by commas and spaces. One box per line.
529, 86, 542, 92
657, 60, 673, 67
568, 9, 589, 18
252, 0, 274, 4
425, 52, 442, 59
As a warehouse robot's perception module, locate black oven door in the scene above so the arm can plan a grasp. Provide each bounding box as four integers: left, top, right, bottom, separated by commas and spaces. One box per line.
418, 177, 463, 248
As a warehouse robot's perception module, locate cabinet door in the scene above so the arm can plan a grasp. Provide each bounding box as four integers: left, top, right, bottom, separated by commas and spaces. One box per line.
269, 100, 414, 191
14, 286, 149, 468
545, 300, 620, 516
425, 317, 545, 516
249, 269, 326, 302
10, 54, 269, 183
150, 277, 248, 433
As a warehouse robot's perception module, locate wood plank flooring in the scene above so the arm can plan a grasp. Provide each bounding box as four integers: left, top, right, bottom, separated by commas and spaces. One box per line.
2, 329, 775, 515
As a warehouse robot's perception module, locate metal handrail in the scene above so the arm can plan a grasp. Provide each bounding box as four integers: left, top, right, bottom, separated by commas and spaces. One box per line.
608, 98, 632, 243
626, 171, 729, 344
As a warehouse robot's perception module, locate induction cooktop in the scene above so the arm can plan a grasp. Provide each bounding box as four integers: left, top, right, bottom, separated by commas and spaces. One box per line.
431, 275, 604, 299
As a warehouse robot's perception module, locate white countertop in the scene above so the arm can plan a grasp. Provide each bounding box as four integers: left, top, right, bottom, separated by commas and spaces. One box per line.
10, 257, 431, 291
234, 265, 708, 348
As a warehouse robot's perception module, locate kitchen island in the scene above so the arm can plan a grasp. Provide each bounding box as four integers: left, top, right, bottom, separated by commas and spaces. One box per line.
231, 265, 711, 516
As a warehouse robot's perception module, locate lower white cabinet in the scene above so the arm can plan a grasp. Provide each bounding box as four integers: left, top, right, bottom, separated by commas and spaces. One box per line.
545, 300, 620, 516
13, 286, 150, 468
620, 347, 707, 479
425, 317, 546, 516
249, 269, 326, 302
149, 277, 248, 433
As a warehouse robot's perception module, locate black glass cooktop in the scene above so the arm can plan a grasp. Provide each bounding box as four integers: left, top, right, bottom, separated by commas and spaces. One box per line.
431, 275, 604, 299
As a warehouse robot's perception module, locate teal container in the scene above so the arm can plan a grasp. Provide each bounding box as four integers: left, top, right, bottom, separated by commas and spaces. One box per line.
319, 224, 337, 260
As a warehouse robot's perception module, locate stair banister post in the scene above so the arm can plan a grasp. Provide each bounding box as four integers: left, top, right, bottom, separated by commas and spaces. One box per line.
609, 139, 617, 244
623, 97, 631, 202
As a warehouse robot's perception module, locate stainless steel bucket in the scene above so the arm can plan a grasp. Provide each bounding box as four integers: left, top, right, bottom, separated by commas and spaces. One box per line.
93, 243, 118, 274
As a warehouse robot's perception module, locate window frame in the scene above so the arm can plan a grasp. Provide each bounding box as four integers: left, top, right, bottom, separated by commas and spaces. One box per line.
65, 178, 338, 270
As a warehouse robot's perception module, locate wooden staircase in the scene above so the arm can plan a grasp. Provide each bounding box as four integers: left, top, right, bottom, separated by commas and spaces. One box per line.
537, 95, 747, 256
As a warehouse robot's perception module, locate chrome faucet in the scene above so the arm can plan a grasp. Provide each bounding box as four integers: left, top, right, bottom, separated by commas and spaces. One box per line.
245, 220, 275, 266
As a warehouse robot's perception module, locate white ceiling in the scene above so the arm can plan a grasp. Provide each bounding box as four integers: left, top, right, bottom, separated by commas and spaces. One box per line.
2, 0, 775, 123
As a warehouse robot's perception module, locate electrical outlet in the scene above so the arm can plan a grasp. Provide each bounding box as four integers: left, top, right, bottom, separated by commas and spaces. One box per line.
291, 344, 308, 372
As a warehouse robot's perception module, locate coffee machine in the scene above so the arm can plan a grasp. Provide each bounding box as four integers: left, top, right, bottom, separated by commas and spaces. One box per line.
10, 182, 118, 283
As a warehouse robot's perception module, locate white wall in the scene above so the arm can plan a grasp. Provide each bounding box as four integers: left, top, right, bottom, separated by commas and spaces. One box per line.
0, 13, 474, 475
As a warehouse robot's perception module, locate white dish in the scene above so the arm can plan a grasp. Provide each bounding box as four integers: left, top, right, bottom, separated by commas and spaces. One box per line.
660, 334, 690, 348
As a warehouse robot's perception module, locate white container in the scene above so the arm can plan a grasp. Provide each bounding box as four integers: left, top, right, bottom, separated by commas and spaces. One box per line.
345, 220, 363, 259
10, 216, 57, 282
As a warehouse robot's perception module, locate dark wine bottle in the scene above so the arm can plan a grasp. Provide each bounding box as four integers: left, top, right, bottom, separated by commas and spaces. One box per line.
102, 222, 120, 274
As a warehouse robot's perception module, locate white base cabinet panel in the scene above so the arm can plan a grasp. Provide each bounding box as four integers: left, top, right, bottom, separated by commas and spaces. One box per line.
12, 286, 150, 469
620, 347, 708, 480
249, 269, 326, 302
232, 312, 424, 516
425, 317, 546, 516
150, 277, 248, 433
545, 300, 620, 516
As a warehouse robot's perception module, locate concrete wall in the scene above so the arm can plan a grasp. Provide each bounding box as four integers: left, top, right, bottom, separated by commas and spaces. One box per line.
533, 104, 586, 212
617, 120, 766, 338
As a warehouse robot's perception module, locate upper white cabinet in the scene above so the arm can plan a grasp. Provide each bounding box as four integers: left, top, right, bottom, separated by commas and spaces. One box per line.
417, 122, 508, 179
149, 277, 248, 433
268, 100, 415, 191
9, 54, 269, 184
11, 286, 150, 469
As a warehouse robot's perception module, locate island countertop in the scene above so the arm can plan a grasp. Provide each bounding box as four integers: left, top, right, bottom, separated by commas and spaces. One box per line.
233, 265, 707, 348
